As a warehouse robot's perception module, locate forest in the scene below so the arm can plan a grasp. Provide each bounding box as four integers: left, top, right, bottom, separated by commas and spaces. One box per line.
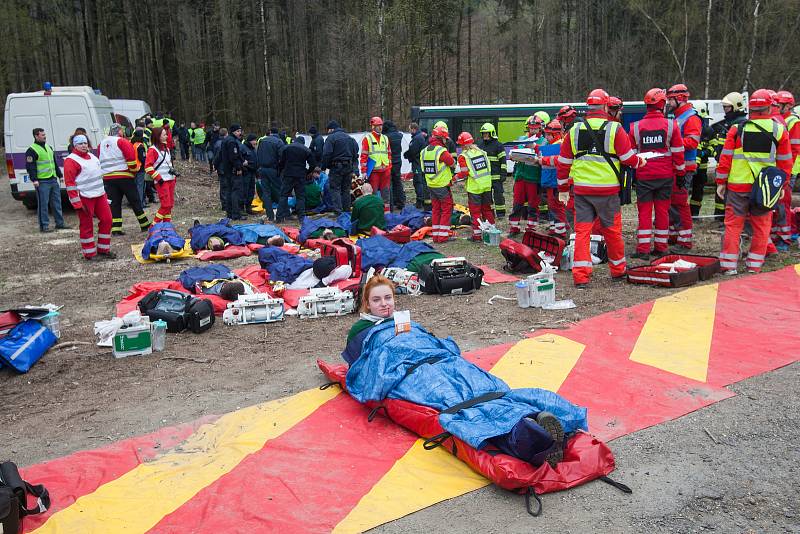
0, 0, 798, 131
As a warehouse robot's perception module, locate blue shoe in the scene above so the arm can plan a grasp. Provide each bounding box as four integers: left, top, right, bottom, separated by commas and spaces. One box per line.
776, 241, 789, 252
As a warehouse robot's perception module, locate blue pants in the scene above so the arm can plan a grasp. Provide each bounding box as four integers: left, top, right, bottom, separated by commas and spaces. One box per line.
135, 171, 146, 207
36, 179, 65, 230
193, 145, 206, 161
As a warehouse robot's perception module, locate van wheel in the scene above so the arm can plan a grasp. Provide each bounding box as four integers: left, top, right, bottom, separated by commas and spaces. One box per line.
22, 196, 37, 210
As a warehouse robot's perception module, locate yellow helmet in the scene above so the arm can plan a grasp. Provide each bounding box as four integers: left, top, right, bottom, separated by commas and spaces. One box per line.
433, 120, 449, 132
533, 111, 551, 123
721, 92, 745, 112
479, 122, 497, 138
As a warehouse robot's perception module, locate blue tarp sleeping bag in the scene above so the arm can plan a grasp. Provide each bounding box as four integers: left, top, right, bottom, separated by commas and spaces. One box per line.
141, 222, 186, 260
189, 219, 246, 252
233, 223, 290, 245
346, 321, 588, 453
385, 206, 430, 231
257, 246, 313, 283
298, 213, 352, 243
356, 235, 437, 270
178, 264, 235, 292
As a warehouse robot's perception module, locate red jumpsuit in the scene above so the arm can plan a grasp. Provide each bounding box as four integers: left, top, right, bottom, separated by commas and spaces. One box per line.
558, 112, 641, 285
628, 110, 685, 254
360, 131, 392, 210
716, 113, 793, 272
670, 103, 700, 249
772, 113, 800, 243
456, 152, 495, 240
64, 151, 113, 259
539, 138, 568, 238
424, 138, 455, 243
145, 145, 177, 222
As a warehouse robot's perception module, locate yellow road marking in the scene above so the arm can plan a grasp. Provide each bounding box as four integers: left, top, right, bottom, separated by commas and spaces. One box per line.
32, 387, 339, 534
333, 333, 585, 532
629, 284, 718, 382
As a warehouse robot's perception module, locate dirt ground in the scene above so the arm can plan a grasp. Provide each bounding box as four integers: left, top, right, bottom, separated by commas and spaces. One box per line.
1, 160, 798, 533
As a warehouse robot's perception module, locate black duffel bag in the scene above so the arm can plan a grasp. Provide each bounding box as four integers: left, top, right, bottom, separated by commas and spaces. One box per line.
1, 461, 50, 534
138, 289, 215, 333
418, 257, 484, 295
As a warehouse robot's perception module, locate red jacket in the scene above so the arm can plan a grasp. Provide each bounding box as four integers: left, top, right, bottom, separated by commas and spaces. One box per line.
427, 137, 455, 171
782, 112, 800, 165
673, 103, 702, 172
628, 110, 685, 180
716, 112, 793, 193
360, 131, 392, 175
557, 111, 641, 196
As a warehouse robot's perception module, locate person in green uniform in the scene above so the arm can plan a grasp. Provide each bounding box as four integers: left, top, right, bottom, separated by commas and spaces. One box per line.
351, 183, 386, 234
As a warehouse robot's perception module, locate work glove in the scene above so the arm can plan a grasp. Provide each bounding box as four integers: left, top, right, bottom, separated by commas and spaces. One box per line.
558, 191, 570, 204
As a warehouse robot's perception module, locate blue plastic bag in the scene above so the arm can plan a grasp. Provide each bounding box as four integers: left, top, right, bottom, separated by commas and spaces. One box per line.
0, 319, 57, 373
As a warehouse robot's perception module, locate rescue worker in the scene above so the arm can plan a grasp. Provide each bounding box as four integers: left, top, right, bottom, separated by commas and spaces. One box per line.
690, 104, 713, 218
130, 129, 148, 208
432, 121, 458, 160
420, 125, 456, 243
256, 127, 285, 221
100, 123, 150, 235
608, 97, 623, 122
477, 123, 508, 219
772, 90, 799, 249
145, 127, 178, 223
219, 124, 246, 220
404, 122, 429, 209
710, 92, 748, 219
557, 88, 646, 288
509, 118, 543, 235
531, 112, 552, 224
455, 132, 495, 241
276, 137, 316, 223
63, 135, 115, 260
360, 117, 392, 211
666, 84, 698, 250
384, 120, 405, 211
190, 122, 206, 161
537, 120, 568, 238
716, 89, 793, 274
628, 88, 685, 260
26, 128, 68, 233
557, 105, 579, 134
321, 120, 358, 214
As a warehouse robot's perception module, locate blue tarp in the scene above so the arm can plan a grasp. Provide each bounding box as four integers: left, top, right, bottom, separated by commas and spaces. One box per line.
346, 321, 588, 451
233, 223, 291, 245
298, 213, 352, 243
178, 264, 234, 291
189, 219, 246, 252
141, 222, 185, 260
356, 235, 437, 270
257, 246, 312, 283
385, 206, 430, 231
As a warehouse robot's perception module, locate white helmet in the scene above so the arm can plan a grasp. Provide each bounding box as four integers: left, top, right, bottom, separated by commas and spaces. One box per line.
721, 92, 745, 112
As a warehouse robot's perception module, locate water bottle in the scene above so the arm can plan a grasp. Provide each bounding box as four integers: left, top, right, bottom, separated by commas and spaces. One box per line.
152, 320, 167, 352
41, 311, 61, 339
515, 281, 530, 308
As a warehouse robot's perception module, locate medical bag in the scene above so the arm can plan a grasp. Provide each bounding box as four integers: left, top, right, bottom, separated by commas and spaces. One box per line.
0, 320, 57, 373
306, 238, 362, 277
418, 257, 483, 295
138, 289, 215, 333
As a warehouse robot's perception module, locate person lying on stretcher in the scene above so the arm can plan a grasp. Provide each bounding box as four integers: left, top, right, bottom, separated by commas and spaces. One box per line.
342, 275, 588, 467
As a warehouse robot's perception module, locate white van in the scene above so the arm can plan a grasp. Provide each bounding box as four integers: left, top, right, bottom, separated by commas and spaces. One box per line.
110, 99, 152, 126
4, 85, 115, 208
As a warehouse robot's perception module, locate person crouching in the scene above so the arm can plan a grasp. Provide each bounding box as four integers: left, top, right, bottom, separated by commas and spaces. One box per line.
455, 132, 495, 241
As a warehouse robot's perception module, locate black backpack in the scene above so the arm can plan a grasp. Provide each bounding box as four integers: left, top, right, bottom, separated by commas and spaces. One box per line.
418, 259, 483, 295
0, 461, 50, 534
138, 289, 215, 333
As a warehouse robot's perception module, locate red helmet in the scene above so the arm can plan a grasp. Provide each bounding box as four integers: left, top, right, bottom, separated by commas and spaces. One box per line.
586, 88, 609, 106
765, 89, 779, 106
608, 96, 623, 109
369, 116, 383, 126
557, 105, 577, 121
749, 89, 773, 109
666, 84, 690, 102
776, 90, 795, 106
644, 88, 667, 107
456, 132, 474, 146
544, 120, 562, 134
432, 125, 449, 139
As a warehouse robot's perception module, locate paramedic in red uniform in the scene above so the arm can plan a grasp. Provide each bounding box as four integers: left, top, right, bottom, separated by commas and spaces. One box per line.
420, 126, 456, 243
63, 134, 115, 260
665, 84, 697, 250
628, 88, 685, 260
772, 90, 799, 248
145, 127, 178, 223
716, 89, 793, 274
360, 117, 392, 212
558, 88, 646, 288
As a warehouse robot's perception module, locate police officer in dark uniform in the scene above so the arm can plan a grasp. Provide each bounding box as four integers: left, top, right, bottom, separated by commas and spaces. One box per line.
219, 124, 246, 220
256, 126, 285, 221
277, 137, 316, 223
321, 120, 358, 214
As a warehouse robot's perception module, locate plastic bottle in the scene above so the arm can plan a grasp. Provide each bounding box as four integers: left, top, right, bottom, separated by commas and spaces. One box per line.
515, 281, 530, 308
152, 320, 167, 352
